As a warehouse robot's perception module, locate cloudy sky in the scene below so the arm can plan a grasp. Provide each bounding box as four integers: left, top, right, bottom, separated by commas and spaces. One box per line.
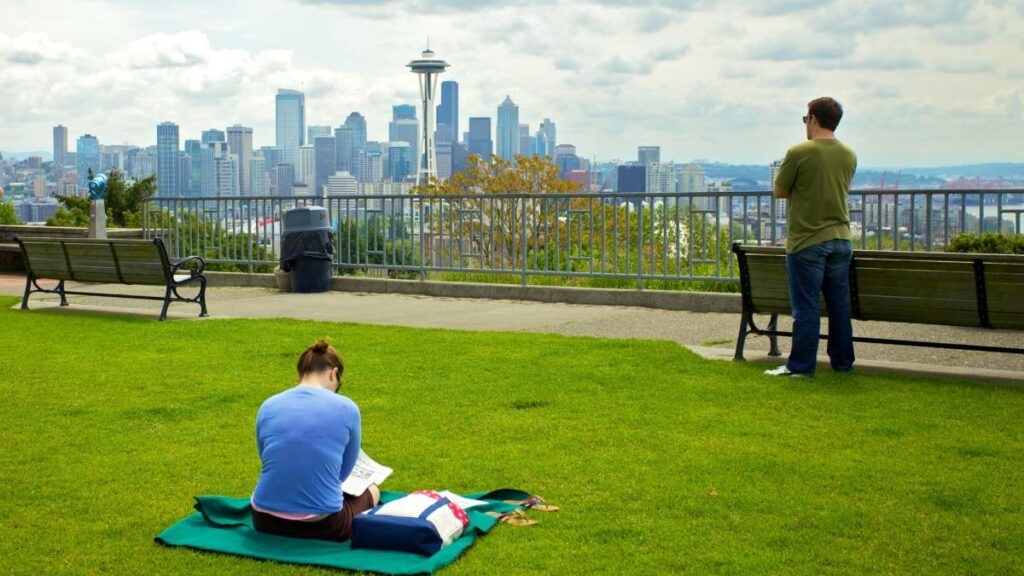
1, 0, 1021, 167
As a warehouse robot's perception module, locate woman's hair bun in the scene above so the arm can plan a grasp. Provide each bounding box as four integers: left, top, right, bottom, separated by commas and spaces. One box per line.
312, 339, 330, 353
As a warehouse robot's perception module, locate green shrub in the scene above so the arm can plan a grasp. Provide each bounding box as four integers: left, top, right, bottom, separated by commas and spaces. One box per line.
946, 232, 1024, 255
0, 201, 17, 224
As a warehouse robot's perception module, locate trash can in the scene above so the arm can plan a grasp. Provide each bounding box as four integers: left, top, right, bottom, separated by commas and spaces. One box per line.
280, 206, 334, 293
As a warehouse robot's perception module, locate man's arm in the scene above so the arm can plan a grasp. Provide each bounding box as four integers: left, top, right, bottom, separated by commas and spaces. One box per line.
774, 150, 797, 199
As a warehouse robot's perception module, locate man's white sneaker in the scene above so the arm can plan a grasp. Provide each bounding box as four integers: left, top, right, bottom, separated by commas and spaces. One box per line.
763, 365, 809, 378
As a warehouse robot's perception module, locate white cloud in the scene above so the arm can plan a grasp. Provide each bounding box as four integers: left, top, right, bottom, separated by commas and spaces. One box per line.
0, 31, 84, 64
0, 0, 1021, 166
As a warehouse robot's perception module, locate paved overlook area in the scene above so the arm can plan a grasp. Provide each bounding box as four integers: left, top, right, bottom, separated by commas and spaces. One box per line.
2, 274, 1021, 383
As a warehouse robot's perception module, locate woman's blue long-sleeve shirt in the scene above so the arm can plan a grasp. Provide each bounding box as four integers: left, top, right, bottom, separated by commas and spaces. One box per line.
251, 386, 361, 514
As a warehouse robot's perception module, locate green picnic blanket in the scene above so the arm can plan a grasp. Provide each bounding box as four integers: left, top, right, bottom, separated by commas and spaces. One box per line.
155, 489, 529, 575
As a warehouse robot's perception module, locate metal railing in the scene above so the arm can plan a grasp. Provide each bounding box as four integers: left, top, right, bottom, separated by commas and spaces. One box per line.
143, 189, 1024, 285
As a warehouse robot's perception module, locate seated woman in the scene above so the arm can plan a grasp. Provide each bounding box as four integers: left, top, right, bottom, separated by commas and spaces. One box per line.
251, 339, 380, 541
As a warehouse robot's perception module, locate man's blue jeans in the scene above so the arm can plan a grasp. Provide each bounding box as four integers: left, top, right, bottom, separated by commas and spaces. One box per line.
785, 239, 855, 375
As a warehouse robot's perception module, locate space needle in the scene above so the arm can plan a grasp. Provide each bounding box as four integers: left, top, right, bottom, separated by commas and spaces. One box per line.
407, 47, 449, 185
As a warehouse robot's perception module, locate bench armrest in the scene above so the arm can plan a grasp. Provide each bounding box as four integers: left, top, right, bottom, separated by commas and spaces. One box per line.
171, 255, 206, 279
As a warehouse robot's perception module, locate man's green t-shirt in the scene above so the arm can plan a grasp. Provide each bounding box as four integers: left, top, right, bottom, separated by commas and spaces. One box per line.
775, 139, 857, 254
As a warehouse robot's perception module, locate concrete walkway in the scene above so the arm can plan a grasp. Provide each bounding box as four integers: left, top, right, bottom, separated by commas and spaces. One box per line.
3, 274, 1021, 384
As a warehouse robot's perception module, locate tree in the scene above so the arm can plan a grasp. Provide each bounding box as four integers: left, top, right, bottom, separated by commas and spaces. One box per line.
47, 169, 156, 228
412, 154, 580, 269
0, 201, 17, 225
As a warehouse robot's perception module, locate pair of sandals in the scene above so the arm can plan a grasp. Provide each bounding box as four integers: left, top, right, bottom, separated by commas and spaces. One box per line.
487, 496, 559, 527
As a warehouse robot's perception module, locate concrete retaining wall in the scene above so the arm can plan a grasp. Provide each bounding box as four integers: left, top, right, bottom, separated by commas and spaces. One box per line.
202, 270, 742, 313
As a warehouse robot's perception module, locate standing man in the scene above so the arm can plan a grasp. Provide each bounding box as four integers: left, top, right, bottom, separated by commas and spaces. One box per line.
766, 97, 857, 377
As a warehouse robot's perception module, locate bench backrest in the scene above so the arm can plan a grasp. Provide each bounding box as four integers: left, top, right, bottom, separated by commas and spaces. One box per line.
734, 244, 1024, 330
17, 238, 173, 286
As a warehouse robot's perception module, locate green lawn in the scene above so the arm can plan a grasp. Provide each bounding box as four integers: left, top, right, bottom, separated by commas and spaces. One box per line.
1, 295, 1022, 575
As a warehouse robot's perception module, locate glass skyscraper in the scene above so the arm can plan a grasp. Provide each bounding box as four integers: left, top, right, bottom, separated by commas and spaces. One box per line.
393, 104, 416, 120
53, 125, 68, 167
157, 121, 180, 197
76, 134, 100, 189
201, 129, 225, 145
314, 136, 337, 196
537, 119, 556, 158
226, 125, 253, 195
184, 140, 201, 196
467, 117, 492, 160
496, 96, 519, 162
436, 80, 458, 144
275, 88, 305, 170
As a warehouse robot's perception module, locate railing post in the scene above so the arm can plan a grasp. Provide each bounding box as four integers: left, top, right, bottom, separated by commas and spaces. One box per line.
521, 198, 528, 287
637, 199, 644, 290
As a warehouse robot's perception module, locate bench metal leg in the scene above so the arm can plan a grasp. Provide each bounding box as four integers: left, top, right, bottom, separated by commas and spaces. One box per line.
198, 278, 208, 318
21, 275, 32, 310
58, 280, 68, 306
734, 309, 750, 361
159, 286, 173, 321
767, 313, 781, 357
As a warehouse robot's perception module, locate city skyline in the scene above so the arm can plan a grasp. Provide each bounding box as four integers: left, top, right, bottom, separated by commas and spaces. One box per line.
1, 0, 1023, 166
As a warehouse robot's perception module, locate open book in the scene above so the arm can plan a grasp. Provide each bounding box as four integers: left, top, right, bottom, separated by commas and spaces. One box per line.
342, 450, 393, 497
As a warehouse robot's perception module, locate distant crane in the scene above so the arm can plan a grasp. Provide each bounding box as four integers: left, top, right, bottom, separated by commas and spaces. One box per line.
877, 170, 902, 190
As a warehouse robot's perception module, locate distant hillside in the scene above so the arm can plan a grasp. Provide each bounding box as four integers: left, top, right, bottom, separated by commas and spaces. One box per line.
693, 161, 1024, 185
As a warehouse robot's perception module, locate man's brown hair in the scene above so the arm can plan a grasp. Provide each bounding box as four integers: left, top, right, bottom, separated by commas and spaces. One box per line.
297, 339, 343, 380
808, 97, 843, 131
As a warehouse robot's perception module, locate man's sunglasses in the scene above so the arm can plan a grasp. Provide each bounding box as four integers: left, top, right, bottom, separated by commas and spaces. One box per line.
802, 115, 810, 124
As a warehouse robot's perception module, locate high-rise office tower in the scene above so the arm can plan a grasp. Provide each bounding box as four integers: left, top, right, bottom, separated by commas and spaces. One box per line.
436, 80, 459, 144
645, 162, 675, 195
407, 48, 449, 184
298, 145, 315, 187
250, 153, 269, 196
387, 142, 412, 182
76, 134, 100, 189
344, 112, 368, 151
275, 164, 295, 197
356, 150, 384, 183
307, 125, 332, 143
389, 116, 419, 175
496, 96, 519, 161
314, 136, 337, 196
393, 104, 416, 120
334, 126, 354, 173
328, 170, 358, 212
537, 118, 556, 158
638, 146, 660, 165
769, 159, 786, 220
554, 144, 582, 178
275, 88, 305, 169
337, 112, 367, 178
451, 142, 470, 175
259, 146, 281, 169
436, 143, 452, 180
226, 125, 253, 195
178, 155, 192, 196
157, 122, 180, 197
201, 129, 225, 145
617, 164, 646, 193
201, 141, 234, 197
53, 125, 68, 167
518, 124, 536, 158
184, 140, 202, 196
467, 117, 492, 160
677, 164, 706, 194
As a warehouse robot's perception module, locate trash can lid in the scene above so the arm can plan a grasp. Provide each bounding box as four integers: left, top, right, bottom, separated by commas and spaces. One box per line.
283, 206, 330, 232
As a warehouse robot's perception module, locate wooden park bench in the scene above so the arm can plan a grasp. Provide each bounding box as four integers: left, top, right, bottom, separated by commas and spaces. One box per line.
731, 243, 1024, 360
15, 237, 208, 321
